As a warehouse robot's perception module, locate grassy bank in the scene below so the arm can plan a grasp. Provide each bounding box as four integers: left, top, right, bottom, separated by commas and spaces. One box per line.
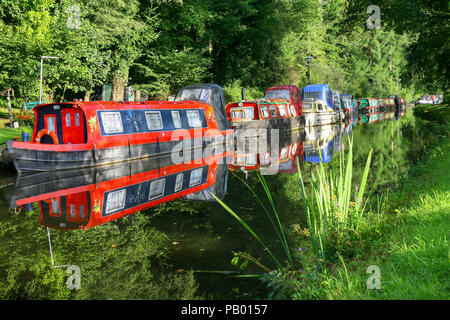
0, 127, 32, 145
291, 137, 449, 299
289, 106, 450, 300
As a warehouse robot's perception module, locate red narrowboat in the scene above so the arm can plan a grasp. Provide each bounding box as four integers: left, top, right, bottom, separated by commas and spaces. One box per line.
10, 150, 231, 230
226, 85, 305, 131
5, 84, 232, 173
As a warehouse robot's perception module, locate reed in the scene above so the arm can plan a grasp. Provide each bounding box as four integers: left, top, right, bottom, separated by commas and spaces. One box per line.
296, 136, 373, 263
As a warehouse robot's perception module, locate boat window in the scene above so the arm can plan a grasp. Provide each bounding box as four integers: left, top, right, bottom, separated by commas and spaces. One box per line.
270, 105, 278, 117
149, 179, 165, 199
175, 89, 203, 101
231, 107, 254, 120
327, 91, 333, 105
213, 91, 222, 109
106, 189, 126, 214
172, 111, 182, 128
145, 111, 163, 130
75, 113, 80, 127
260, 152, 271, 166
187, 110, 202, 128
65, 113, 71, 127
293, 92, 298, 103
175, 173, 183, 192
264, 90, 290, 100
279, 105, 287, 117
260, 106, 269, 118
303, 91, 321, 100
46, 116, 56, 132
302, 102, 312, 111
189, 167, 203, 187
80, 205, 85, 219
102, 112, 124, 134
246, 154, 257, 165
280, 147, 288, 159
231, 108, 243, 119
70, 204, 76, 218
51, 198, 60, 216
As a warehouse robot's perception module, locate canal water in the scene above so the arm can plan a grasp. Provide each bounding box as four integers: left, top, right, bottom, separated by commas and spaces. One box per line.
0, 109, 439, 299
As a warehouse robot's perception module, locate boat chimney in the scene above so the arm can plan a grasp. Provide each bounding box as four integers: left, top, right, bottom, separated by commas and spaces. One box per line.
241, 88, 246, 101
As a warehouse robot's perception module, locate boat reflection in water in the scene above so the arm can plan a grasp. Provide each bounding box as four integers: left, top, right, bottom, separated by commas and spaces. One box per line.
228, 129, 305, 175
10, 148, 231, 230
8, 114, 359, 230
228, 120, 355, 175
303, 122, 348, 164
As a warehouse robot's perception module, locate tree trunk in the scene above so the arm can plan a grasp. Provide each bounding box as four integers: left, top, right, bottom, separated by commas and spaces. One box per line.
60, 85, 67, 102
84, 90, 91, 101
111, 76, 127, 101
45, 92, 54, 104
6, 90, 13, 126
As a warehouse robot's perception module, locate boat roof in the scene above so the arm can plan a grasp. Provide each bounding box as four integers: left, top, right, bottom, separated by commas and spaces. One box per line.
302, 84, 335, 109
302, 84, 331, 92
178, 83, 223, 91
33, 100, 210, 113
265, 85, 299, 91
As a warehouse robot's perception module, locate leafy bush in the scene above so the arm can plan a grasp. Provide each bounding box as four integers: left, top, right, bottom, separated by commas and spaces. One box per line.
223, 80, 264, 104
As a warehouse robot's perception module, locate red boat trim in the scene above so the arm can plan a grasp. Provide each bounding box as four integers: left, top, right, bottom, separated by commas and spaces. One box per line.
15, 185, 93, 207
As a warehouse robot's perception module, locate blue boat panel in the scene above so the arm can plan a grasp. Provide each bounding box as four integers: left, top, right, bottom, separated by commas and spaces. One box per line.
304, 139, 334, 163
302, 84, 334, 110
97, 109, 208, 136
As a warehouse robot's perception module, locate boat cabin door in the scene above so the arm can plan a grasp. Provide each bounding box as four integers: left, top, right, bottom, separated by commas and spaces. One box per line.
61, 108, 85, 144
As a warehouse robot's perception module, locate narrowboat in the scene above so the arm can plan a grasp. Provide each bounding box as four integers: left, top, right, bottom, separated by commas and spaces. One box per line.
380, 97, 396, 120
358, 98, 380, 123
5, 84, 232, 173
229, 130, 304, 174
332, 90, 345, 121
10, 150, 230, 230
301, 84, 343, 127
399, 98, 407, 117
340, 94, 357, 121
377, 98, 387, 121
389, 95, 408, 118
226, 85, 305, 131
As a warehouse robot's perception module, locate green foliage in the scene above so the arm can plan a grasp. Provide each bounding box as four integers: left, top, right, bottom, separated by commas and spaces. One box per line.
0, 0, 445, 103
223, 80, 264, 104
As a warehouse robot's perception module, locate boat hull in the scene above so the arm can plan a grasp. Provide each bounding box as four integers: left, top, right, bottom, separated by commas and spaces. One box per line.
229, 116, 305, 132
7, 135, 232, 173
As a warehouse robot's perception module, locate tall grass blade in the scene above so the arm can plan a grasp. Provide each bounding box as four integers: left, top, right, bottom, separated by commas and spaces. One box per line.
257, 172, 295, 270
209, 192, 282, 269
355, 148, 373, 212
296, 157, 323, 261
230, 172, 283, 244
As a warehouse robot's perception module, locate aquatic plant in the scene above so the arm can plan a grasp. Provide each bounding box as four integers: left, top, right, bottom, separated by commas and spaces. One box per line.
296, 136, 373, 264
